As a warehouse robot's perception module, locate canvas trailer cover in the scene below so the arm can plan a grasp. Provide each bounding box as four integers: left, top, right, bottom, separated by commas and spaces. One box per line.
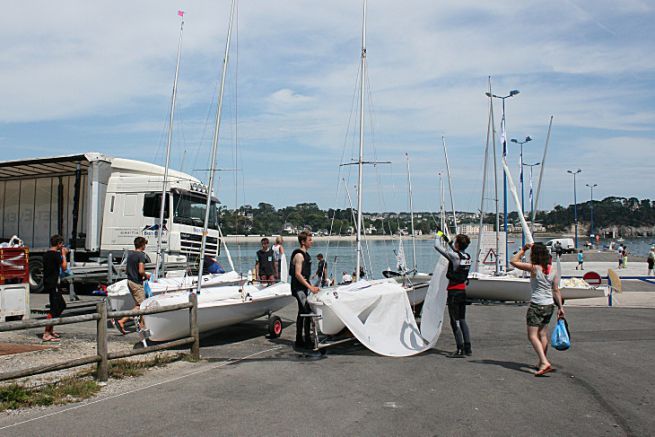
0, 153, 111, 252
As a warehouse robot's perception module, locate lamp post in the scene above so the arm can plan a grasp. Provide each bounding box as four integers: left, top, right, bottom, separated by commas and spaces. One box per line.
511, 136, 532, 247
485, 89, 519, 271
567, 169, 582, 249
586, 183, 598, 237
523, 161, 540, 226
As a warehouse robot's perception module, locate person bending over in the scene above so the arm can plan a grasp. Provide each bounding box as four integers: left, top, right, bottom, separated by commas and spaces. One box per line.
435, 232, 473, 358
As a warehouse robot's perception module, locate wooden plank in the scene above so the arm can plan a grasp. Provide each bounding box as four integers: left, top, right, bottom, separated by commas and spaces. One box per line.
0, 313, 99, 332
96, 301, 108, 382
189, 293, 199, 360
107, 302, 192, 319
0, 355, 100, 382
107, 337, 194, 360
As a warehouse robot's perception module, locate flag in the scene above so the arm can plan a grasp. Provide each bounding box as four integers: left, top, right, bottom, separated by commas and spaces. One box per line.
178, 10, 184, 17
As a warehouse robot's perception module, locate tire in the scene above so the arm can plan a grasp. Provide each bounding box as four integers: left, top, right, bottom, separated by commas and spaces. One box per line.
267, 315, 283, 338
29, 256, 45, 293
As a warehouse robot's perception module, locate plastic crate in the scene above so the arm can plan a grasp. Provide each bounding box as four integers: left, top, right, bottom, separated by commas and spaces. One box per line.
0, 247, 29, 285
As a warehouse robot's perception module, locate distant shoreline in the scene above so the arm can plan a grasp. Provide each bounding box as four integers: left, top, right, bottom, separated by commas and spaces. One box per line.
221, 232, 561, 243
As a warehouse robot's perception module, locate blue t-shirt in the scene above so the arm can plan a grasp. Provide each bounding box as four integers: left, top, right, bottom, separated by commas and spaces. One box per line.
577, 253, 584, 262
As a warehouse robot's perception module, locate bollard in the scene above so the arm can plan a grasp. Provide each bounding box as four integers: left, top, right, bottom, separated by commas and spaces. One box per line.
107, 253, 113, 284
96, 301, 109, 382
189, 293, 200, 360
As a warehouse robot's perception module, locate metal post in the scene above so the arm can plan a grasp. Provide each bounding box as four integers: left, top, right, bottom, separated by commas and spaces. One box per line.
502, 98, 508, 269
189, 292, 200, 360
568, 169, 582, 249
107, 252, 113, 284
96, 301, 109, 382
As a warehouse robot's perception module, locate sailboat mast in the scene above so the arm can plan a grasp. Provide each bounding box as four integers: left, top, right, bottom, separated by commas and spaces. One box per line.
196, 0, 237, 293
531, 116, 553, 233
442, 136, 458, 234
355, 0, 367, 282
488, 78, 501, 275
439, 172, 446, 231
474, 99, 492, 273
154, 13, 185, 280
405, 153, 417, 271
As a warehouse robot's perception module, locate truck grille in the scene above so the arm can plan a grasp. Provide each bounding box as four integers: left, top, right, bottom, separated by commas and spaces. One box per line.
180, 233, 219, 258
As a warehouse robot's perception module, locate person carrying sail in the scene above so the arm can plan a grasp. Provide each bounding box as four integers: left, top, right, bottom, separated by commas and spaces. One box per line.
290, 231, 320, 350
434, 230, 473, 358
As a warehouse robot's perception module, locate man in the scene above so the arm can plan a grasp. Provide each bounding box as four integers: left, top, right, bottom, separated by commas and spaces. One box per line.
554, 241, 563, 258
42, 235, 68, 342
290, 231, 320, 349
341, 271, 352, 284
117, 237, 150, 333
435, 231, 472, 358
312, 253, 328, 287
647, 247, 655, 276
255, 238, 277, 283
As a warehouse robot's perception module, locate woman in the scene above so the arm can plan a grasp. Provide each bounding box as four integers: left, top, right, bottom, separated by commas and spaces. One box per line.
272, 236, 285, 280
511, 242, 565, 376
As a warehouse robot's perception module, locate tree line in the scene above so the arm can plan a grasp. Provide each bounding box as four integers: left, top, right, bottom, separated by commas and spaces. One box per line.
217, 197, 654, 236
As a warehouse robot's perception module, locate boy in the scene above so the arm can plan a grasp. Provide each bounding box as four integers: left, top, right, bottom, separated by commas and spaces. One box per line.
576, 250, 584, 270
42, 235, 68, 341
255, 238, 277, 283
117, 237, 150, 333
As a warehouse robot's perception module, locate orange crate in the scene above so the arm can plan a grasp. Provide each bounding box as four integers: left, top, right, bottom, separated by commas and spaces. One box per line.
0, 247, 30, 284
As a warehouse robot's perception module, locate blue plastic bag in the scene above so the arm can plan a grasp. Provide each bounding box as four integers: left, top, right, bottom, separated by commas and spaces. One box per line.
551, 318, 571, 351
144, 280, 153, 298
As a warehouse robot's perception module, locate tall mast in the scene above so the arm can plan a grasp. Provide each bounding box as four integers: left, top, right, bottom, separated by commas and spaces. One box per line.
154, 12, 185, 280
442, 136, 458, 234
488, 78, 501, 275
474, 95, 492, 273
439, 172, 446, 232
405, 153, 417, 271
196, 0, 237, 293
355, 0, 367, 282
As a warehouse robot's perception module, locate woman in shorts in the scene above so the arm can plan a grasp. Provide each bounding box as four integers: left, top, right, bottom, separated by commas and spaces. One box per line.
511, 242, 565, 376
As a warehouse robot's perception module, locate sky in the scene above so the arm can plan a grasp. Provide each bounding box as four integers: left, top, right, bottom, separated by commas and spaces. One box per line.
1, 0, 654, 215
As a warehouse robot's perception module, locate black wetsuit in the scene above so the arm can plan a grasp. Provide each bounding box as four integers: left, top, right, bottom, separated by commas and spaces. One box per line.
435, 240, 472, 354
290, 248, 312, 346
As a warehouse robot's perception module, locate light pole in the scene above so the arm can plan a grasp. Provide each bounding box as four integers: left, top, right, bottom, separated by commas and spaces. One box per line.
523, 161, 541, 226
567, 169, 582, 249
485, 89, 519, 271
586, 183, 598, 238
511, 136, 532, 247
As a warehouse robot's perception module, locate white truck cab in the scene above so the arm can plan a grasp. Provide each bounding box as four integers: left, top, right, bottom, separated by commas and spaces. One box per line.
545, 238, 576, 254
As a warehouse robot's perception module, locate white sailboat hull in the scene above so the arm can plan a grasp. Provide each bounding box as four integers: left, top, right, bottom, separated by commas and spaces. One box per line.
141, 282, 293, 341
467, 273, 608, 302
107, 271, 244, 312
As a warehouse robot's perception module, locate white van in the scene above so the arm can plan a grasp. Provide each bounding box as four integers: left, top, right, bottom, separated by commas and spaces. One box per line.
545, 238, 576, 254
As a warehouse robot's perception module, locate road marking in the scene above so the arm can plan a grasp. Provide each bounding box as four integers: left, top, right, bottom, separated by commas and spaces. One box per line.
0, 346, 282, 432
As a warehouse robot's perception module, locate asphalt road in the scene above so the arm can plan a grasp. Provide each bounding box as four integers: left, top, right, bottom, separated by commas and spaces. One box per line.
1, 302, 653, 436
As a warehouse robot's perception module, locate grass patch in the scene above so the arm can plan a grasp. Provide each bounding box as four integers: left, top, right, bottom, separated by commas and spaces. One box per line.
0, 377, 99, 412
107, 353, 186, 379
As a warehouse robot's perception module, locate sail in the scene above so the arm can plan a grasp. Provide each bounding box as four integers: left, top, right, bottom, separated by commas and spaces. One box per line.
396, 239, 407, 272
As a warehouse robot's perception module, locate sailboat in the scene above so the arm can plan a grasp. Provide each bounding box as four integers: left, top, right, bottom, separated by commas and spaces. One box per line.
140, 1, 293, 342
306, 0, 447, 357
107, 11, 244, 313
465, 84, 607, 302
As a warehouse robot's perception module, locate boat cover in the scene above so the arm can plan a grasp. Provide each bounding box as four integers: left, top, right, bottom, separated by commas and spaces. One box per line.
311, 256, 448, 357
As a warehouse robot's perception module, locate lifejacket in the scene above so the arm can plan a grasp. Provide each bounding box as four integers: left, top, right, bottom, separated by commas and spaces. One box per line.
446, 250, 471, 290
289, 248, 311, 293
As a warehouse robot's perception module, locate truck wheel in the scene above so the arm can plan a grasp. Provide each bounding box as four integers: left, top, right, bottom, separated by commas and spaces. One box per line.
267, 315, 283, 338
29, 256, 45, 293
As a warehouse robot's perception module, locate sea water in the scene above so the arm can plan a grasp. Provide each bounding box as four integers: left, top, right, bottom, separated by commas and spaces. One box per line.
218, 236, 653, 280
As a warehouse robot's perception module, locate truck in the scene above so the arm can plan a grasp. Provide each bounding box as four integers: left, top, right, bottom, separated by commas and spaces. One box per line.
0, 153, 220, 292
545, 238, 576, 254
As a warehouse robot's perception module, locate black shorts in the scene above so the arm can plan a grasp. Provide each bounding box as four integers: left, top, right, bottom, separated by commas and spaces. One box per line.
47, 286, 67, 318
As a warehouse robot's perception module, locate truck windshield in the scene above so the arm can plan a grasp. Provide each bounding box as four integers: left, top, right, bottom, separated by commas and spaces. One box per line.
172, 192, 219, 230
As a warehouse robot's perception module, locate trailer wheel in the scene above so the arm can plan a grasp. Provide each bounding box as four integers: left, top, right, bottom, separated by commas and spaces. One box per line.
29, 256, 44, 293
267, 315, 283, 338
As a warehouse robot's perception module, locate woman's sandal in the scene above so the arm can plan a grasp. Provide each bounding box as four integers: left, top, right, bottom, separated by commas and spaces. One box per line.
535, 365, 554, 376
115, 320, 127, 335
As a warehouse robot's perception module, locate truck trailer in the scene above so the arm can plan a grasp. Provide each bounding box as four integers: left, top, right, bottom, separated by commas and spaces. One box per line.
0, 153, 220, 292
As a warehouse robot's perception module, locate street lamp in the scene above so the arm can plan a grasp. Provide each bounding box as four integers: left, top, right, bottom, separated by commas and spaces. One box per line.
567, 169, 582, 249
585, 183, 598, 238
523, 161, 541, 226
485, 89, 519, 271
511, 135, 533, 247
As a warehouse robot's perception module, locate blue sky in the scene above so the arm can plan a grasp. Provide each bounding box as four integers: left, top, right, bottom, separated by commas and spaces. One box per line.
1, 0, 653, 215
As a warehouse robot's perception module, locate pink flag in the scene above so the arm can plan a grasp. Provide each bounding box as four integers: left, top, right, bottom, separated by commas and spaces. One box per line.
178, 10, 184, 17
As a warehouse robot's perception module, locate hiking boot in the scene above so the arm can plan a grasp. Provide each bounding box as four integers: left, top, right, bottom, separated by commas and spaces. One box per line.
447, 349, 465, 358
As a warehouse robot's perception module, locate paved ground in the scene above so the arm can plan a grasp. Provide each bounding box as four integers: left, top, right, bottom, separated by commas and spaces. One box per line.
1, 297, 653, 436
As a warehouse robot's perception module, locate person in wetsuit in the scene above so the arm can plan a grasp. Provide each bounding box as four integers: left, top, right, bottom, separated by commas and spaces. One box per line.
435, 231, 472, 358
290, 231, 320, 349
